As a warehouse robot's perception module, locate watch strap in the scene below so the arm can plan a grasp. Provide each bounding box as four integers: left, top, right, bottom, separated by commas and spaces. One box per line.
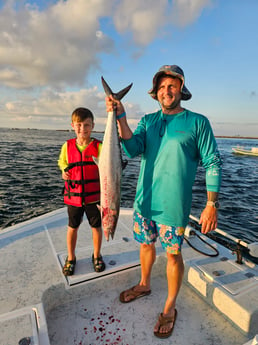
206, 201, 220, 209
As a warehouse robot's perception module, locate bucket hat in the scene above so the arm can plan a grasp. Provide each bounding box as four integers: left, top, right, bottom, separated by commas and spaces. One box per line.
148, 65, 192, 101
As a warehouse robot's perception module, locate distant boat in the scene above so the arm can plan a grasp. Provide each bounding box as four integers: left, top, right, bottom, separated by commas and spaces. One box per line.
232, 146, 258, 156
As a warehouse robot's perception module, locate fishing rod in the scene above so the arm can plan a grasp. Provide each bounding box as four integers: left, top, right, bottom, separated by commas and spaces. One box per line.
189, 214, 249, 248
184, 225, 219, 257
189, 214, 258, 264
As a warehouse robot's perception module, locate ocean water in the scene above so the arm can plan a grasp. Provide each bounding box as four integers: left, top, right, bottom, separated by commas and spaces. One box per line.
0, 128, 257, 244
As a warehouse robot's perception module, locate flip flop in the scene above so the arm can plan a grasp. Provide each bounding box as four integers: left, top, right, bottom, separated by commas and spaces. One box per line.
119, 285, 151, 303
154, 309, 177, 339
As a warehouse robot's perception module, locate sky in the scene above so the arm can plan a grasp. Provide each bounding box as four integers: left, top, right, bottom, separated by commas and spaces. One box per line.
0, 0, 257, 137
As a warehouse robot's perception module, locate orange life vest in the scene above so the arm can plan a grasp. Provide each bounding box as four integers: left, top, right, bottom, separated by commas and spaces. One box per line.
63, 138, 101, 206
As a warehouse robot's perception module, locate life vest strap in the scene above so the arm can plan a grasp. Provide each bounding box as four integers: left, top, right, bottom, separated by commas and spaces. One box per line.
64, 161, 96, 172
68, 178, 99, 185
63, 180, 100, 199
64, 190, 100, 198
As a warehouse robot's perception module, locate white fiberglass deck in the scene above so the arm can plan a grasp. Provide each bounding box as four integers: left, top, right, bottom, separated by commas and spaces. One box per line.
0, 207, 257, 345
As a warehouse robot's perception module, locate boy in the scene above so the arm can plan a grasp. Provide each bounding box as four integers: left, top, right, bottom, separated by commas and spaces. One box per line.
58, 107, 105, 276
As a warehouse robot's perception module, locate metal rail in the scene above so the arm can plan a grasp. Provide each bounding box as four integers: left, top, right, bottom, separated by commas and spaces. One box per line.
189, 214, 249, 248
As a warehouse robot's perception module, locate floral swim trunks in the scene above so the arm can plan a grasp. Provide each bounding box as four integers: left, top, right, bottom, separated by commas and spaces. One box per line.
133, 211, 185, 254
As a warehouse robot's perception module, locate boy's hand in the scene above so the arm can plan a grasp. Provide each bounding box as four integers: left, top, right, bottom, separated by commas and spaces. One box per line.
62, 171, 70, 180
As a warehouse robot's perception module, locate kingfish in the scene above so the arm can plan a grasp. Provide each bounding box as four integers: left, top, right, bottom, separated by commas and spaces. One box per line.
97, 77, 132, 241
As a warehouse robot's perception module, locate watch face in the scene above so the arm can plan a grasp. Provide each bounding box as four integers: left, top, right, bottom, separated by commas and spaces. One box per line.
207, 200, 220, 209
214, 201, 220, 208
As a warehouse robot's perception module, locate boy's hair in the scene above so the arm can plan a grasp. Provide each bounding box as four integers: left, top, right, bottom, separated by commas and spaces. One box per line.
71, 107, 94, 123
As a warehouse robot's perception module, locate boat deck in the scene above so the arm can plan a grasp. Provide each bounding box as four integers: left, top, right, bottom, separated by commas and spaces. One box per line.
0, 207, 257, 345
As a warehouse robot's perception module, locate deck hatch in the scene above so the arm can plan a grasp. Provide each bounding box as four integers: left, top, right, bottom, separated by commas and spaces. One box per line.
58, 239, 164, 287
194, 257, 257, 295
0, 309, 39, 345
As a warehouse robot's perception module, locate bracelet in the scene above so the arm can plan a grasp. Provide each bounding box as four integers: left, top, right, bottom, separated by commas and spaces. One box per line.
117, 112, 126, 120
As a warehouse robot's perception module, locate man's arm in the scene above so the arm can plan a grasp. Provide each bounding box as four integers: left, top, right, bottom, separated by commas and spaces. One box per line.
199, 191, 219, 234
105, 95, 133, 139
197, 118, 222, 234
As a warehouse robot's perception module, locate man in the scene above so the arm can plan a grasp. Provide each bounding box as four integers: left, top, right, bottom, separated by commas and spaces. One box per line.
105, 65, 222, 339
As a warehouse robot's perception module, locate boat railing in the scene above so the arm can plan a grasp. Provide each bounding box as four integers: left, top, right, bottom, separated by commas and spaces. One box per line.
189, 214, 258, 262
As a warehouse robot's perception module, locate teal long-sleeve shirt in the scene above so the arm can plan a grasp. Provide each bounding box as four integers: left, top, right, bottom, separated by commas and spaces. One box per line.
122, 109, 222, 227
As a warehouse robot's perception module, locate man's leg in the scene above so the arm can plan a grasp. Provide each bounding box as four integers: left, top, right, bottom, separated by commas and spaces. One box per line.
153, 252, 184, 334
139, 243, 156, 288
120, 243, 156, 302
120, 212, 158, 302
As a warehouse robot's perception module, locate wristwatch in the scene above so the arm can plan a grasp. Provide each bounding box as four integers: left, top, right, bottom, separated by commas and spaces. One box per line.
206, 200, 220, 209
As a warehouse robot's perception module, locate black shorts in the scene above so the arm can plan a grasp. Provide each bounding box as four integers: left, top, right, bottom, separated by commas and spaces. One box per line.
67, 203, 101, 229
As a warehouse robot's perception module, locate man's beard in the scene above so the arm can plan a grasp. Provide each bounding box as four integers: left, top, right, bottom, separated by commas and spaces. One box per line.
161, 97, 180, 111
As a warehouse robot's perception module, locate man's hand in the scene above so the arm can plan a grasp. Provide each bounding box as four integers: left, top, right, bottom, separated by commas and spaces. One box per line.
199, 206, 218, 234
105, 95, 125, 117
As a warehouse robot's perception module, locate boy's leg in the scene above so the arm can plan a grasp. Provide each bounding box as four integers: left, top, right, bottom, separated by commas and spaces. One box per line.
63, 224, 80, 276
67, 226, 79, 261
91, 226, 105, 272
91, 226, 102, 258
66, 205, 84, 260
85, 203, 105, 272
85, 203, 102, 257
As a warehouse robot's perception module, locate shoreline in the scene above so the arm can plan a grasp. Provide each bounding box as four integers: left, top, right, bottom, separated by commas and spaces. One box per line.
215, 136, 258, 140
4, 127, 258, 139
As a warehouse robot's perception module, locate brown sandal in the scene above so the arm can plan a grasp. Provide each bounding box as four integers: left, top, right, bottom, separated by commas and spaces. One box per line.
154, 309, 177, 339
119, 285, 151, 303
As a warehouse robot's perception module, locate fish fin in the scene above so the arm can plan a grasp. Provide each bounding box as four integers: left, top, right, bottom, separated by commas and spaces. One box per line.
92, 156, 99, 166
101, 76, 133, 100
105, 233, 110, 242
115, 83, 133, 100
101, 76, 113, 97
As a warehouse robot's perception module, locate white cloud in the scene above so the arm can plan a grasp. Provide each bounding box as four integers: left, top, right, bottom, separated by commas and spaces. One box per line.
0, 0, 113, 88
0, 0, 213, 89
112, 0, 212, 45
113, 0, 168, 45
170, 0, 212, 26
2, 85, 143, 130
4, 86, 103, 116
0, 0, 214, 130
